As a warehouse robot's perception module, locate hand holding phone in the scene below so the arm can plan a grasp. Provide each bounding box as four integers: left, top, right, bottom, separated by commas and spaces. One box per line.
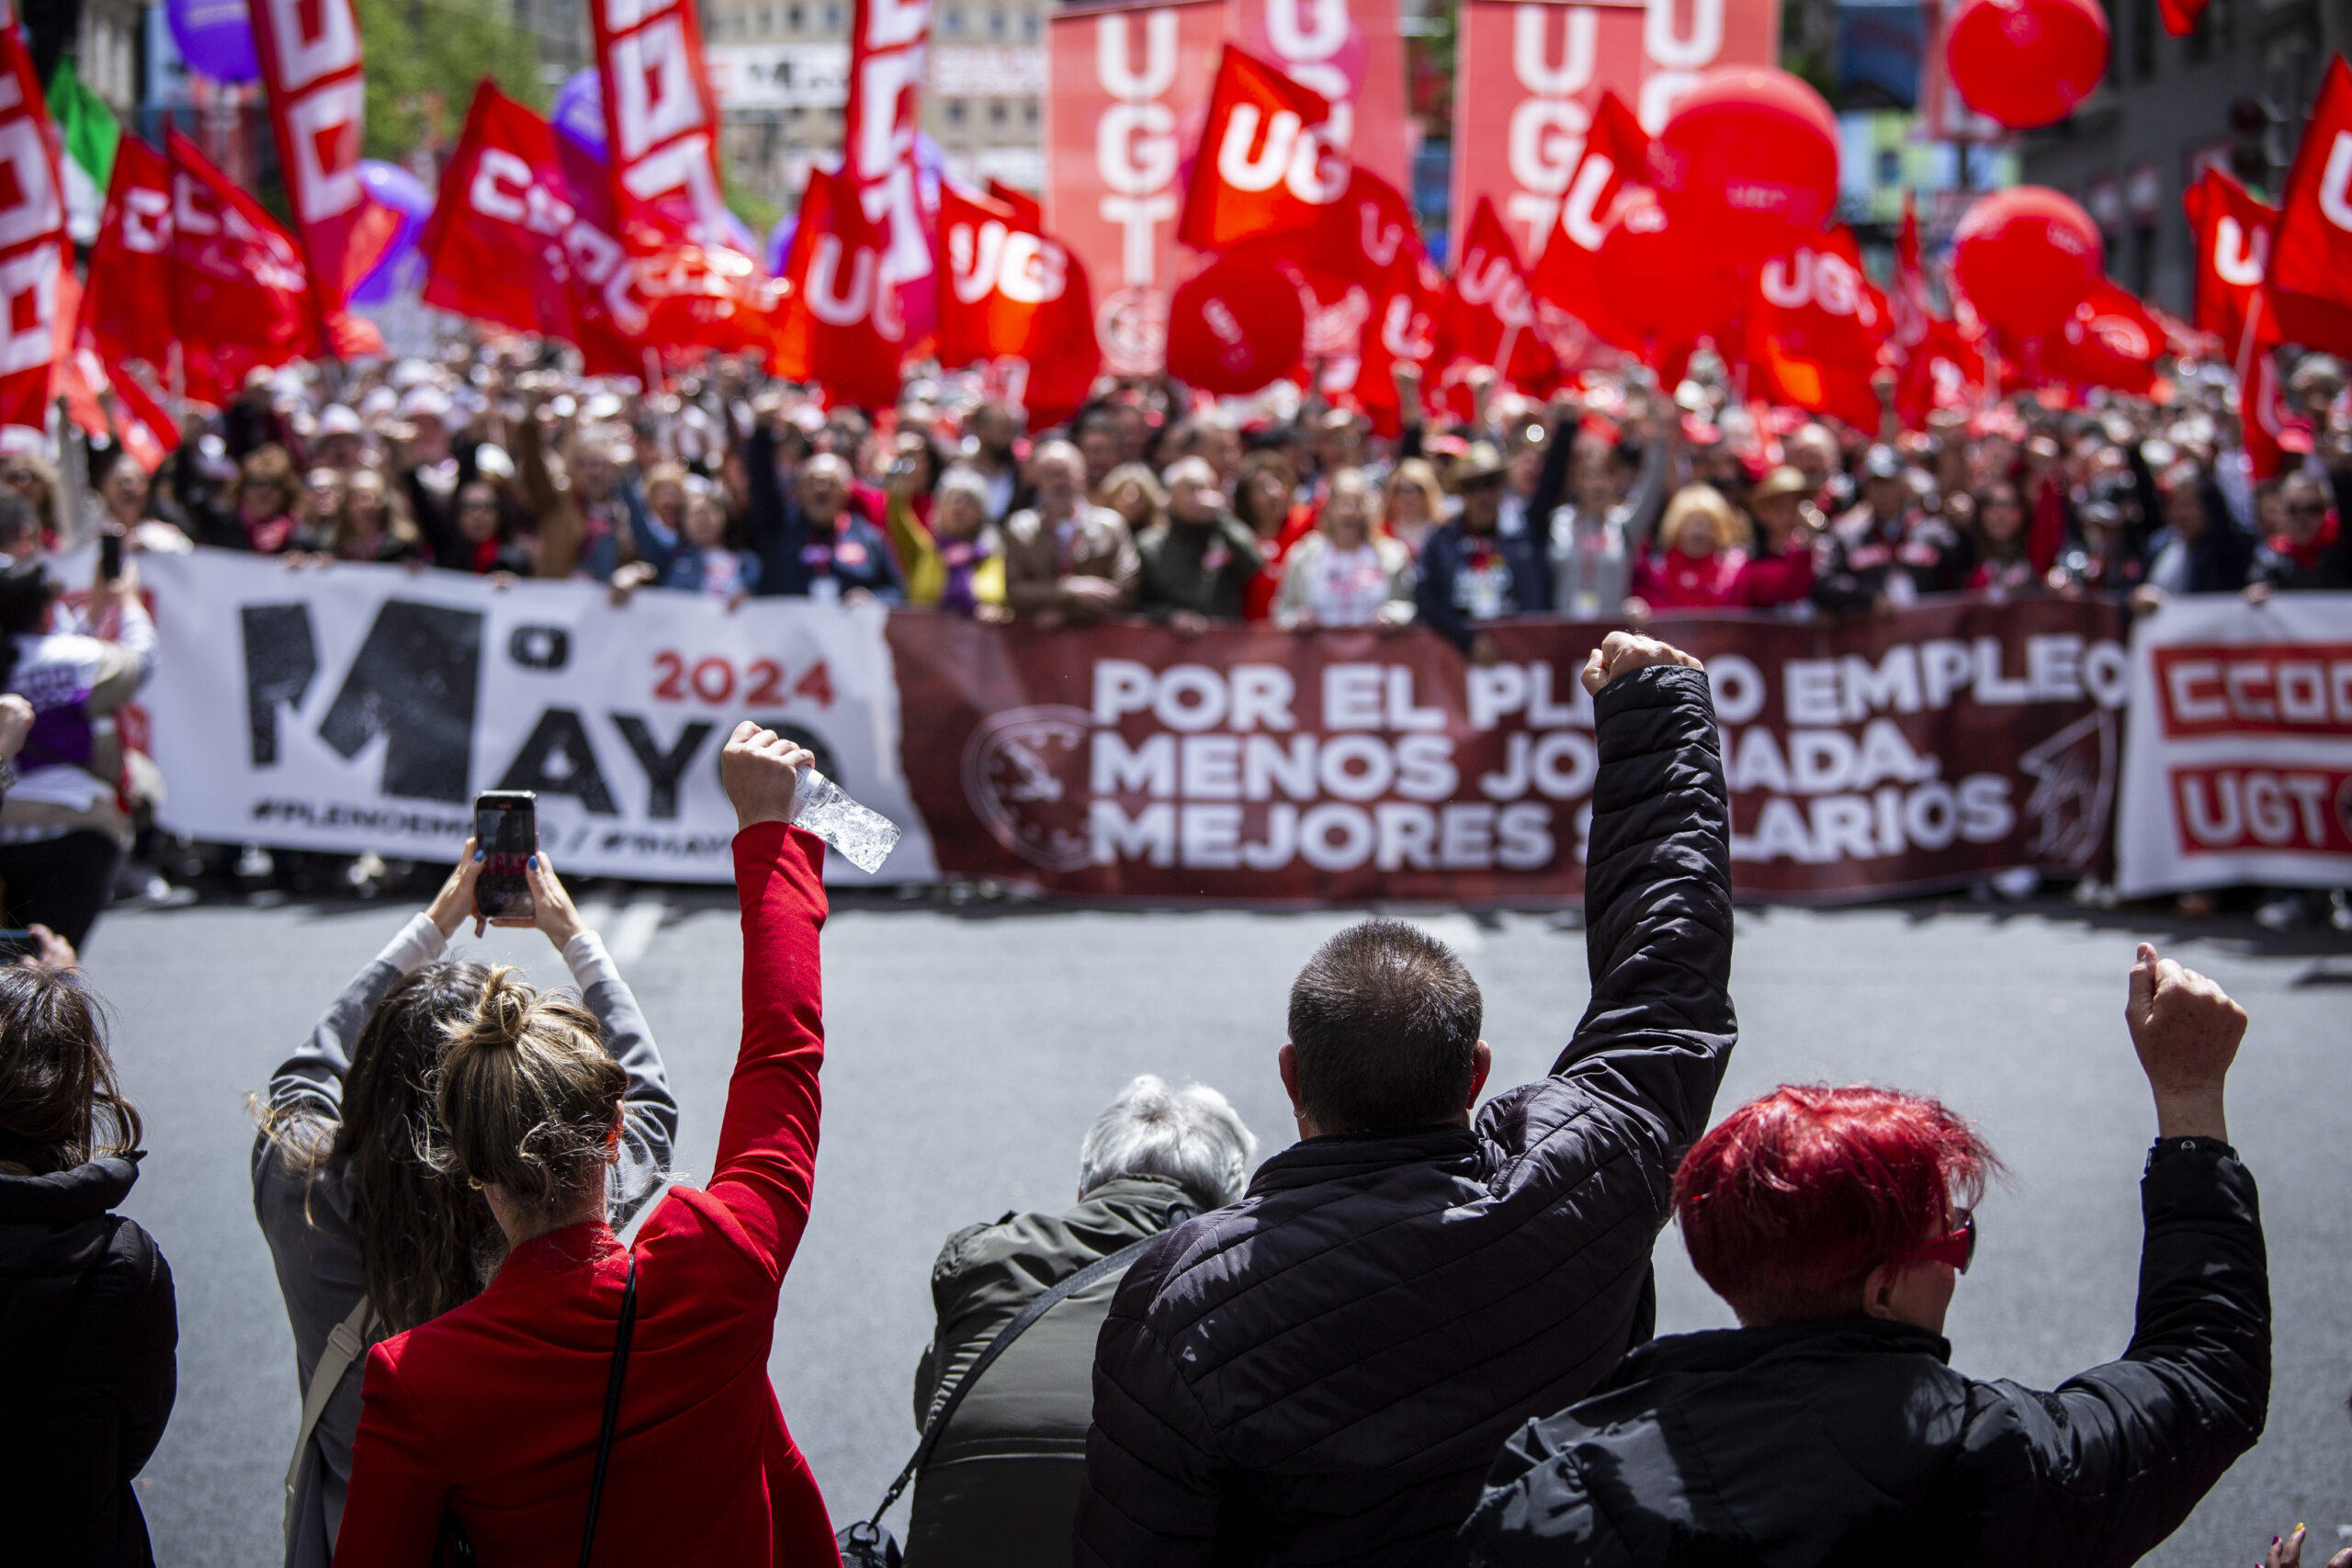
472, 792, 537, 927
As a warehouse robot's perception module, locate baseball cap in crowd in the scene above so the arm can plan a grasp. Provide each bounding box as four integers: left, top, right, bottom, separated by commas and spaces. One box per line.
1750, 466, 1813, 506
317, 405, 363, 438
397, 386, 452, 423
357, 387, 399, 422
389, 359, 435, 390
475, 445, 516, 479
1860, 444, 1905, 480
1454, 442, 1510, 485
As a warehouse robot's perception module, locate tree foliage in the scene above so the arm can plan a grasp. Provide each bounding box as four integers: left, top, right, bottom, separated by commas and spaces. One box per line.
357, 0, 548, 164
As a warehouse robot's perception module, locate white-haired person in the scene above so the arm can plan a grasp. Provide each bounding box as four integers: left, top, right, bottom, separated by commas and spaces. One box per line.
886, 1076, 1258, 1567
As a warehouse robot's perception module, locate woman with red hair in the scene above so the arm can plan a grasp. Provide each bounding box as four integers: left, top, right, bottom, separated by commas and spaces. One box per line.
1464, 944, 2268, 1567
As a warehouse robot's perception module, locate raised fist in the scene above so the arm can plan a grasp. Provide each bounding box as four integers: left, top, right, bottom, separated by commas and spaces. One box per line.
1579, 630, 1702, 695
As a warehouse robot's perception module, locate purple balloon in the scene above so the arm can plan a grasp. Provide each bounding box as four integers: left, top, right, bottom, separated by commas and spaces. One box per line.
350, 160, 435, 308
764, 216, 797, 277
553, 69, 608, 165
166, 0, 260, 85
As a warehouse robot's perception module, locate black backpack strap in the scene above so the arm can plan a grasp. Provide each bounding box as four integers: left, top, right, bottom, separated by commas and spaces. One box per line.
579, 1256, 639, 1568
863, 1226, 1171, 1532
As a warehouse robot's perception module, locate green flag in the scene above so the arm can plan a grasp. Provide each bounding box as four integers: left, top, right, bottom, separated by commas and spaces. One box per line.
47, 58, 119, 246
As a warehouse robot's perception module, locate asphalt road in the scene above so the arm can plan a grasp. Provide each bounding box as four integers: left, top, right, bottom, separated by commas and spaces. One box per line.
80, 882, 2352, 1566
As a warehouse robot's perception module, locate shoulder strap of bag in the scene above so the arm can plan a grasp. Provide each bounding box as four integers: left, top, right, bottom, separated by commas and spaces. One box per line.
861, 1224, 1172, 1533
579, 1255, 639, 1568
285, 1294, 375, 1541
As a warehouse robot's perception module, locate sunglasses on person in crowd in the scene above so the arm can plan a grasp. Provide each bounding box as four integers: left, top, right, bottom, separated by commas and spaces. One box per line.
2286, 500, 2328, 517
1901, 1213, 1977, 1273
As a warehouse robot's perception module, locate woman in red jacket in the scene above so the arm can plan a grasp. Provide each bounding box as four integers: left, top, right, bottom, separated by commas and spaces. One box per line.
334, 722, 838, 1568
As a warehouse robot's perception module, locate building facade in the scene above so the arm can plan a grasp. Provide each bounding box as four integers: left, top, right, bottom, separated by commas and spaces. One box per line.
702, 0, 1047, 209
2018, 0, 2348, 315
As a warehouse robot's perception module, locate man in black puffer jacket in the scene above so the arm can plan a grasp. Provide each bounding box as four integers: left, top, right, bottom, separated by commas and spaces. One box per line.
1074, 631, 1735, 1568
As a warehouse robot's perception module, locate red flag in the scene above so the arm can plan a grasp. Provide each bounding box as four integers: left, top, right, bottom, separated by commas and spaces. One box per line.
1290, 169, 1442, 434
987, 181, 1042, 226
0, 15, 63, 440
419, 83, 650, 376
2182, 166, 2276, 346
2240, 311, 2288, 480
774, 166, 905, 409
1593, 187, 1744, 376
1178, 47, 1350, 253
2040, 279, 2165, 395
844, 0, 937, 351
2268, 54, 2352, 355
81, 135, 174, 390
57, 269, 177, 473
168, 130, 317, 406
1747, 229, 1889, 430
1442, 197, 1559, 396
590, 0, 727, 247
2157, 0, 2209, 36
1528, 89, 1645, 353
244, 0, 400, 314
936, 184, 1101, 429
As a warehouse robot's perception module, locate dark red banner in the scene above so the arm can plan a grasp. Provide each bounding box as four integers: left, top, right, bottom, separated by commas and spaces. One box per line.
888, 598, 2132, 904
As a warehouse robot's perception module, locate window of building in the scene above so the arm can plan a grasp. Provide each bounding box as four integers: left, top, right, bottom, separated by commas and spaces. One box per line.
943, 6, 963, 33
947, 99, 967, 124
986, 8, 1005, 37
1023, 100, 1037, 125
823, 3, 841, 27
758, 6, 772, 28
1020, 11, 1037, 39
787, 3, 803, 25
989, 100, 1007, 125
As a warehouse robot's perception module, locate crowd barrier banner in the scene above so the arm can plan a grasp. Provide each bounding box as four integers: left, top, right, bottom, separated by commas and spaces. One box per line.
2115, 592, 2352, 897
888, 597, 2131, 903
140, 550, 939, 883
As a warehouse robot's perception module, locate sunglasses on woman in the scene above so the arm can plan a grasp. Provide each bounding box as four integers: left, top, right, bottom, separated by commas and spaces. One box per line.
1899, 1213, 1977, 1273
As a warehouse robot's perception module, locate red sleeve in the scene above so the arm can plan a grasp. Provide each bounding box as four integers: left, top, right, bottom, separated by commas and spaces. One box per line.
333, 1344, 447, 1568
707, 822, 830, 1283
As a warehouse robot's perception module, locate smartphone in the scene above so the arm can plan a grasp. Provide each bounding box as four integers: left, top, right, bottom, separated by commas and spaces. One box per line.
0, 930, 40, 961
473, 791, 537, 925
98, 531, 123, 581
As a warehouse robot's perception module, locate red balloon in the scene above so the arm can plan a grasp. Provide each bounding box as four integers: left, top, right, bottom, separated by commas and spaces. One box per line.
1951, 186, 2104, 336
1946, 0, 2109, 130
1594, 190, 1747, 354
1164, 252, 1306, 396
1649, 66, 1839, 256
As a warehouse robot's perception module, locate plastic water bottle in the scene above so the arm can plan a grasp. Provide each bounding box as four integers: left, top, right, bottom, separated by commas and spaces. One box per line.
790, 769, 902, 874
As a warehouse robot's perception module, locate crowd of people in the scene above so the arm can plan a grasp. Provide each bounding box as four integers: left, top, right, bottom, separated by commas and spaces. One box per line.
0, 330, 2338, 931
0, 631, 2304, 1568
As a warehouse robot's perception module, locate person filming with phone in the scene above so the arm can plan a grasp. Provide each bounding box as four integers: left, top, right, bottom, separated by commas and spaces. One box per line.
253, 814, 677, 1568
333, 724, 842, 1566
0, 521, 154, 950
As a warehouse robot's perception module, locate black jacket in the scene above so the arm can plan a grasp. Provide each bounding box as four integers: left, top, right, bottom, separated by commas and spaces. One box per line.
1074, 664, 1736, 1568
908, 1176, 1199, 1568
1414, 521, 1553, 651
1462, 1139, 2268, 1568
1811, 507, 1974, 615
0, 1155, 178, 1566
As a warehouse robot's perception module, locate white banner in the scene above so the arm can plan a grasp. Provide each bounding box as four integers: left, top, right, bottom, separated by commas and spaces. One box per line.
141, 550, 936, 883
2115, 592, 2352, 896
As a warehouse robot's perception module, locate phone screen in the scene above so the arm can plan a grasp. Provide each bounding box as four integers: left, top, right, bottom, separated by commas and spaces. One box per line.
474, 793, 536, 921
98, 532, 123, 581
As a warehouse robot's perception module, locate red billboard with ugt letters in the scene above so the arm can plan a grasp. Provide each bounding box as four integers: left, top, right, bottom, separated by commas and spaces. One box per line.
1453, 0, 1781, 269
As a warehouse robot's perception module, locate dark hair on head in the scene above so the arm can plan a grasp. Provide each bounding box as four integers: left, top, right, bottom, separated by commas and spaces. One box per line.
1286, 919, 1483, 1134
1674, 1084, 1998, 1325
0, 965, 141, 1174
279, 962, 507, 1332
0, 554, 54, 694
432, 967, 624, 1227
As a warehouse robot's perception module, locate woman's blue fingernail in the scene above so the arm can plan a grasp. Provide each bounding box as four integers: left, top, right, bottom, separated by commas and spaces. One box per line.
474, 850, 484, 862
526, 854, 539, 869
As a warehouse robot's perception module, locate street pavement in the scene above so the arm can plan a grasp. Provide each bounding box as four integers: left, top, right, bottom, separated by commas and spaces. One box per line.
82, 880, 2352, 1566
